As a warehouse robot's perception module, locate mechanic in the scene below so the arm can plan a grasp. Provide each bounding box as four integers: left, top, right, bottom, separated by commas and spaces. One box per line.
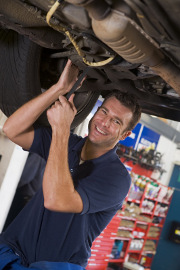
0, 59, 141, 270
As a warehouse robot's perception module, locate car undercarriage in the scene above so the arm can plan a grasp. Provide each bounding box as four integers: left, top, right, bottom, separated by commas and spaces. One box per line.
0, 0, 180, 127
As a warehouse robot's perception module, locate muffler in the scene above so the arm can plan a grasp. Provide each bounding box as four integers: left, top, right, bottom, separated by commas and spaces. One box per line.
65, 0, 180, 96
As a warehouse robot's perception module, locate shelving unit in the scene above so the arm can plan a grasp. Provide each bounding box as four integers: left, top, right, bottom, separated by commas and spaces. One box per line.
86, 173, 173, 270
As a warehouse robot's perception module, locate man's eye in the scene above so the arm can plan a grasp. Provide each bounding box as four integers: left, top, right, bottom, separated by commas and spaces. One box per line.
101, 109, 107, 114
114, 119, 120, 125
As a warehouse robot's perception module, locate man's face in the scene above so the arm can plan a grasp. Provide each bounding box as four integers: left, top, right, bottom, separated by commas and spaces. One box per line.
88, 97, 132, 150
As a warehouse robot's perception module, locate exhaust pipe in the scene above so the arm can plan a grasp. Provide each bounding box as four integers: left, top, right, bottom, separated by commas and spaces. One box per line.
65, 0, 180, 96
65, 0, 111, 20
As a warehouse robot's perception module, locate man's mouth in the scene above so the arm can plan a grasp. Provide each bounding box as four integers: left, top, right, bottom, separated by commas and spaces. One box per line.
95, 126, 107, 135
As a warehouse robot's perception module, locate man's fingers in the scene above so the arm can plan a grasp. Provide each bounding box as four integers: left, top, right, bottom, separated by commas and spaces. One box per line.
66, 59, 79, 75
80, 75, 87, 86
65, 59, 72, 70
68, 94, 75, 103
58, 95, 67, 104
54, 100, 61, 106
58, 94, 76, 113
68, 94, 76, 109
69, 94, 77, 113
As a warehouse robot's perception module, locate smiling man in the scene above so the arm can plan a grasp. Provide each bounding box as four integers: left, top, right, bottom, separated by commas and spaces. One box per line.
0, 60, 141, 270
85, 96, 132, 153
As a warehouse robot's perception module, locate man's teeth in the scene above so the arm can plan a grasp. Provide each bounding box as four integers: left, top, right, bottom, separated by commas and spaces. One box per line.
96, 126, 106, 135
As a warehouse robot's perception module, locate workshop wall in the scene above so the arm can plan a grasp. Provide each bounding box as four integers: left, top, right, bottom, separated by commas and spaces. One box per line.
155, 135, 177, 186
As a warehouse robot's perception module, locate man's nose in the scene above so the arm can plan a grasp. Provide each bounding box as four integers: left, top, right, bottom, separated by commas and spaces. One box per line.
102, 116, 110, 127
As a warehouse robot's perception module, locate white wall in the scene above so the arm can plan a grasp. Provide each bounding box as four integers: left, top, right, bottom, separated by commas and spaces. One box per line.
0, 135, 15, 187
173, 149, 180, 165
0, 110, 28, 232
74, 114, 91, 137
155, 135, 177, 186
74, 97, 103, 137
0, 145, 28, 232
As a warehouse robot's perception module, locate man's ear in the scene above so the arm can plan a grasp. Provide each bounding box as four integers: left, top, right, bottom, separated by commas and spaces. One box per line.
120, 131, 132, 141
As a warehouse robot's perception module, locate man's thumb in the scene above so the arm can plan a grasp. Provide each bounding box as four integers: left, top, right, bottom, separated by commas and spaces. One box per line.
68, 94, 75, 103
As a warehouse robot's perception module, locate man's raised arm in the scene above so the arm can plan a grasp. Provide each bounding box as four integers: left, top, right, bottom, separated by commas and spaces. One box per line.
3, 60, 79, 150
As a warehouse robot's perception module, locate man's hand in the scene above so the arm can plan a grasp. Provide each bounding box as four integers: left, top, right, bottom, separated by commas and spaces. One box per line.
47, 94, 77, 131
55, 59, 80, 95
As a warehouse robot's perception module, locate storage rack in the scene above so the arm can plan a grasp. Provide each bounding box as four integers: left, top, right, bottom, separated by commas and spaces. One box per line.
86, 173, 173, 270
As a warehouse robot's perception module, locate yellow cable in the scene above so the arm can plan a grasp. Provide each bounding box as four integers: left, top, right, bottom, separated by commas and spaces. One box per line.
46, 0, 115, 67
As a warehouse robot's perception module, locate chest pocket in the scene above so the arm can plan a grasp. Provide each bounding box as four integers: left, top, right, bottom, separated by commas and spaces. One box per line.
70, 162, 94, 188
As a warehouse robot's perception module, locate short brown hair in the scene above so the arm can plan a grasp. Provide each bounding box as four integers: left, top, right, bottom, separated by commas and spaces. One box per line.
102, 91, 141, 131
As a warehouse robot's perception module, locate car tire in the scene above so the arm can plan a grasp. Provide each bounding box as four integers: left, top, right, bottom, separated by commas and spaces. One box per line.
0, 29, 100, 129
